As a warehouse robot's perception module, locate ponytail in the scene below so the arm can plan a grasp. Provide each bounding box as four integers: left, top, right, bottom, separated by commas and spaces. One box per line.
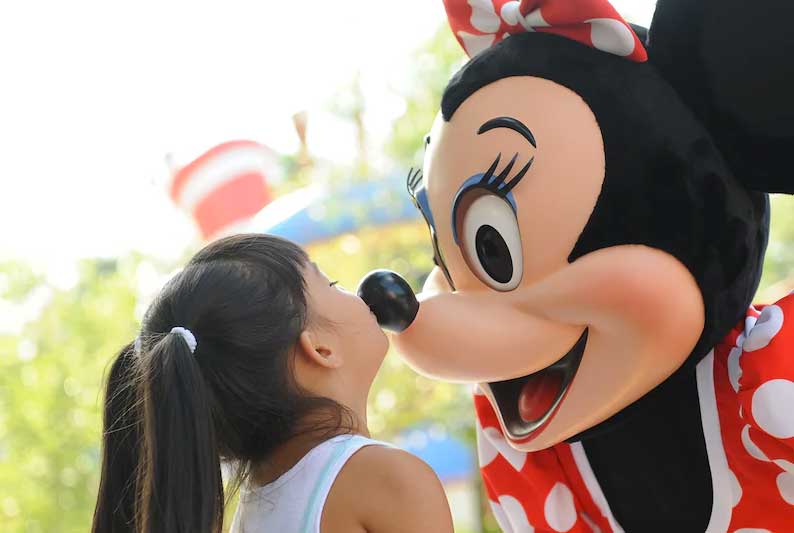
93, 343, 141, 533
135, 332, 224, 533
94, 234, 352, 532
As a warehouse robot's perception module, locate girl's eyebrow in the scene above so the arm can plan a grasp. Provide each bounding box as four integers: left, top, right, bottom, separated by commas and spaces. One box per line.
477, 116, 537, 148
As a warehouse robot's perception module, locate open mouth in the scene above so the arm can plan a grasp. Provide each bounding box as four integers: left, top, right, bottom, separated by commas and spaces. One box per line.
480, 329, 588, 444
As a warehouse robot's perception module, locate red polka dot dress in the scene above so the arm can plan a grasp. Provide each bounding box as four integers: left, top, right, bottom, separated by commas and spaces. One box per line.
474, 293, 794, 532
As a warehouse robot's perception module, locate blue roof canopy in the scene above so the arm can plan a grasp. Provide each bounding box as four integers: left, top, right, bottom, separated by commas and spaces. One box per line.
256, 175, 421, 246
396, 426, 475, 484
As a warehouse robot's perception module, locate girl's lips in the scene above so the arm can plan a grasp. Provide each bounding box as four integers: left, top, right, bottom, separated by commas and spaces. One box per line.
481, 328, 588, 444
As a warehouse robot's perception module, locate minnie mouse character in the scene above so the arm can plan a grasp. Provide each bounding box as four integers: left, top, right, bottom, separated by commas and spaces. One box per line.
358, 0, 794, 531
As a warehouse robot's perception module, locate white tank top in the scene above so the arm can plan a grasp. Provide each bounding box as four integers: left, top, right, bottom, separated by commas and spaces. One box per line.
230, 434, 391, 533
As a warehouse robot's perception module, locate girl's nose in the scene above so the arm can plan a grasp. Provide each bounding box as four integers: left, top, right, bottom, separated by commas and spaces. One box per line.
357, 270, 419, 333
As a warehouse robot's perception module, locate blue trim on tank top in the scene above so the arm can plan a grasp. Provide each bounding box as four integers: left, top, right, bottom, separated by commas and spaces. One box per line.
299, 435, 363, 533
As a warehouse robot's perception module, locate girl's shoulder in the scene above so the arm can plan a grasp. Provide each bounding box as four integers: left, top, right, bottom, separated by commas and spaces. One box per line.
341, 443, 437, 487
322, 443, 454, 533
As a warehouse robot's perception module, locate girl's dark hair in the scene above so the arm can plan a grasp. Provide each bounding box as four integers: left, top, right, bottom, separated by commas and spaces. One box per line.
92, 343, 140, 531
92, 234, 352, 533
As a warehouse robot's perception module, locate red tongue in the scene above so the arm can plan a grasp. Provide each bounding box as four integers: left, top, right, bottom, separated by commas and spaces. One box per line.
518, 370, 564, 422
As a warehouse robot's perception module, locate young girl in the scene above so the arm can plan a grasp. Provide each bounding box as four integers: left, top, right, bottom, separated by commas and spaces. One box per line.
91, 234, 454, 533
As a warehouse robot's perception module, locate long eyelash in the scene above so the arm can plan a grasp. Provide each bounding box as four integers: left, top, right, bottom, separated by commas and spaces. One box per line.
501, 156, 534, 194
330, 281, 339, 287
494, 153, 518, 184
480, 152, 533, 196
406, 167, 423, 200
478, 153, 501, 185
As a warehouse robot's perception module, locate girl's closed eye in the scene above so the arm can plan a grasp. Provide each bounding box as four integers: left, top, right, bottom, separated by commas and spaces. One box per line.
330, 280, 339, 288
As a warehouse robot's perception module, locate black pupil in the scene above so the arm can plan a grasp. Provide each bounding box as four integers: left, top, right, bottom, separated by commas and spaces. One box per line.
475, 225, 513, 283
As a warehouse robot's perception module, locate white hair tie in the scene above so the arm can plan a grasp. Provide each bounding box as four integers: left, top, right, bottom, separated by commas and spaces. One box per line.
170, 326, 198, 354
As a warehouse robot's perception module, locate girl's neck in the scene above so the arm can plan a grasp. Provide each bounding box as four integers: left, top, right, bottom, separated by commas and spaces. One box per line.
251, 412, 369, 487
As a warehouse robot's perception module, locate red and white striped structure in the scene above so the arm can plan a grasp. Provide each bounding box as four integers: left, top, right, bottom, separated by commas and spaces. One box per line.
170, 140, 276, 240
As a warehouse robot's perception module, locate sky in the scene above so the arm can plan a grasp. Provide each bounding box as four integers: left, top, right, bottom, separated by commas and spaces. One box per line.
0, 0, 657, 285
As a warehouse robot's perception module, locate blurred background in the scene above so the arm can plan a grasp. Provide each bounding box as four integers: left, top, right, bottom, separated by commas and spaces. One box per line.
1, 1, 792, 531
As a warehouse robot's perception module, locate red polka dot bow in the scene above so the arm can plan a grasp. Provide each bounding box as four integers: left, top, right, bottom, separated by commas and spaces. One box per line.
443, 0, 648, 62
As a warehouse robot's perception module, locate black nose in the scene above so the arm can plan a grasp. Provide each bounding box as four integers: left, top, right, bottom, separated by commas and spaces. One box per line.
357, 270, 419, 333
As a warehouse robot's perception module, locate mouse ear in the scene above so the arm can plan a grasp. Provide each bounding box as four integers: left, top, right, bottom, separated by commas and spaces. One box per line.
648, 0, 794, 194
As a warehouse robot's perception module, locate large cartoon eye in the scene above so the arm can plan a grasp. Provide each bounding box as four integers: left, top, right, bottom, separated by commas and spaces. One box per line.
459, 193, 523, 291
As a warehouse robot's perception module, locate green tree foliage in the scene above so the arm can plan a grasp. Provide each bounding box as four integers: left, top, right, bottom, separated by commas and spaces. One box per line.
0, 258, 145, 531
386, 26, 465, 167
760, 194, 794, 296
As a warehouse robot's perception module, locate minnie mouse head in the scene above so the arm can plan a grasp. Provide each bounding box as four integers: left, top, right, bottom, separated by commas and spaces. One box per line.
359, 0, 794, 451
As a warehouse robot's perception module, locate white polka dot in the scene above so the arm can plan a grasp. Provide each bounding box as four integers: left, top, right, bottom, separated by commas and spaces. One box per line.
457, 31, 495, 57
523, 9, 549, 29
728, 346, 743, 392
500, 3, 549, 32
744, 315, 758, 338
483, 426, 528, 471
499, 495, 535, 532
469, 0, 501, 33
733, 529, 772, 533
741, 424, 770, 462
775, 459, 794, 474
729, 469, 742, 507
743, 305, 783, 352
500, 1, 521, 25
777, 471, 794, 504
585, 18, 636, 57
490, 501, 514, 533
752, 379, 794, 438
477, 422, 499, 467
544, 483, 577, 532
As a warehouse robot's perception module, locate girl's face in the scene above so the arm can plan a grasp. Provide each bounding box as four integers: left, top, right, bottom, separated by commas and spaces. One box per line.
303, 261, 389, 384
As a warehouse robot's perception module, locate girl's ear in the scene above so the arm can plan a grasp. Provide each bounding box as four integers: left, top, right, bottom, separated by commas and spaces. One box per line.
296, 330, 342, 370
648, 0, 794, 194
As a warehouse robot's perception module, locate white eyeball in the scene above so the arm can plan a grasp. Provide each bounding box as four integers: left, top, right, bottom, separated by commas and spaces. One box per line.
460, 194, 523, 291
